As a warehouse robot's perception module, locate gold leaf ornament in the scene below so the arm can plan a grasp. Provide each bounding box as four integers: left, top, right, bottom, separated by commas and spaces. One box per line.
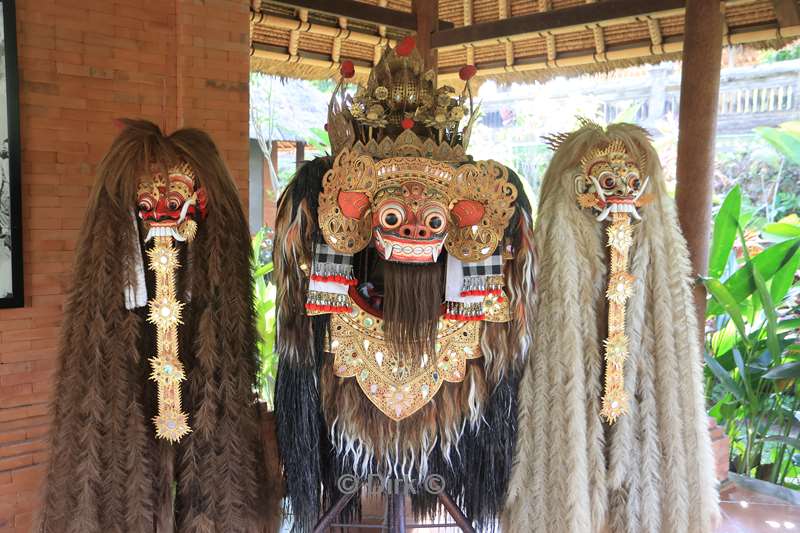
328, 301, 481, 421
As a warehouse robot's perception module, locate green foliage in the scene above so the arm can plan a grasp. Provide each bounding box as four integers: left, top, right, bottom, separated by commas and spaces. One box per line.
715, 124, 800, 224
761, 42, 800, 63
756, 122, 800, 166
252, 227, 278, 409
704, 186, 800, 486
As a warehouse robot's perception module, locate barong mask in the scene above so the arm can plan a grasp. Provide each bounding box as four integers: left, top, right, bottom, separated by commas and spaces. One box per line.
274, 37, 535, 530
575, 139, 650, 222
136, 163, 207, 241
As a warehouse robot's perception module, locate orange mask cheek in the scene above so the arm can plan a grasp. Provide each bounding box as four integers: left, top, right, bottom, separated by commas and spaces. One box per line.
450, 199, 485, 228
337, 191, 370, 219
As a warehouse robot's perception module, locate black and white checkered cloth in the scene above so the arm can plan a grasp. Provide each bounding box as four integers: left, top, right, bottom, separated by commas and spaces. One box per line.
312, 242, 354, 278
461, 246, 503, 293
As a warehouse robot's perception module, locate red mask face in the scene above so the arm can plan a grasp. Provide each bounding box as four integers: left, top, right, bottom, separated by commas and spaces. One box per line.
370, 181, 448, 263
136, 165, 207, 229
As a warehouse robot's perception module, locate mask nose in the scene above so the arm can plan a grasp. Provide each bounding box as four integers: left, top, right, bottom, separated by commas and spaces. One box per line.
398, 224, 429, 239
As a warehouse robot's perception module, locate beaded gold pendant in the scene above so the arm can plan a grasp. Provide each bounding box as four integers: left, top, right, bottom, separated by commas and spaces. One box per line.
146, 236, 191, 442
600, 212, 634, 423
328, 301, 482, 421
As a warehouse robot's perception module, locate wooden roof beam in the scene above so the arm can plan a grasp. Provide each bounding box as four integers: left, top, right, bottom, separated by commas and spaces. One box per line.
772, 0, 800, 26
269, 0, 455, 32
430, 0, 686, 50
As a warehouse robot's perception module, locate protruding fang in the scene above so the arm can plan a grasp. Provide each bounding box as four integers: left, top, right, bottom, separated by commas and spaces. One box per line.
596, 205, 611, 221
384, 243, 393, 260
630, 208, 642, 221
178, 193, 197, 224
171, 227, 186, 242
431, 245, 440, 262
634, 177, 650, 201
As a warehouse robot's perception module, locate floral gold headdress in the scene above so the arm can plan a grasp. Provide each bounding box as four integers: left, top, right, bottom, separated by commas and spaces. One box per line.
574, 139, 650, 423
327, 36, 479, 162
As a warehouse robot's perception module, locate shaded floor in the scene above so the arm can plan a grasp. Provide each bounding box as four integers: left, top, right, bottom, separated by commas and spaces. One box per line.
295, 479, 800, 532
718, 482, 800, 532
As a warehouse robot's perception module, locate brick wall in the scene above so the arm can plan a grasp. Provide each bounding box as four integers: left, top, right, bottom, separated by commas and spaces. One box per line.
0, 1, 250, 530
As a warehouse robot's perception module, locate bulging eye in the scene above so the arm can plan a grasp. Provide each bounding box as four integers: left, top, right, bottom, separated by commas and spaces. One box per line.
603, 176, 616, 189
628, 175, 641, 189
137, 194, 155, 212
422, 206, 447, 232
167, 192, 185, 211
379, 204, 405, 229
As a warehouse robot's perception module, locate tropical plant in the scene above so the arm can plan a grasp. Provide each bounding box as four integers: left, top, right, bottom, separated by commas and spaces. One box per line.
704, 185, 800, 486
252, 227, 278, 409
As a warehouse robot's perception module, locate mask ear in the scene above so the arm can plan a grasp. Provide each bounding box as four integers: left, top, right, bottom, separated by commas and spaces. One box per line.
195, 187, 208, 219
450, 199, 484, 228
337, 191, 370, 220
318, 150, 376, 254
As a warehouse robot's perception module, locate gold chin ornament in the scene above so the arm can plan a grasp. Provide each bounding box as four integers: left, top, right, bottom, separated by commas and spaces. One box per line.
328, 305, 481, 421
136, 162, 207, 442
575, 139, 650, 423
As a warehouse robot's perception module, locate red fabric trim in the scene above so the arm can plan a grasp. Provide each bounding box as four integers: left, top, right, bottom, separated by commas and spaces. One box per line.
310, 274, 358, 286
304, 303, 352, 314
459, 289, 503, 297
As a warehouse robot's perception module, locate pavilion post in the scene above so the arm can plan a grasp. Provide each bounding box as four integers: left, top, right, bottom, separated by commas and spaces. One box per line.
412, 0, 439, 70
295, 140, 305, 169
674, 0, 723, 341
264, 140, 280, 227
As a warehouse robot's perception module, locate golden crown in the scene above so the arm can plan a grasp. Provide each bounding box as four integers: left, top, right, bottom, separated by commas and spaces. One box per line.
327, 37, 478, 162
579, 139, 647, 176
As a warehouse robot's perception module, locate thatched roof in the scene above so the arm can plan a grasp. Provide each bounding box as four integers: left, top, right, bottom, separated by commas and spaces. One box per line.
250, 0, 800, 83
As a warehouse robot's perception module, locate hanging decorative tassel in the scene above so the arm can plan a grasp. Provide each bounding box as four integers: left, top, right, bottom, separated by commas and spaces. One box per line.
305, 290, 352, 314
600, 212, 635, 423
444, 301, 485, 321
146, 235, 191, 442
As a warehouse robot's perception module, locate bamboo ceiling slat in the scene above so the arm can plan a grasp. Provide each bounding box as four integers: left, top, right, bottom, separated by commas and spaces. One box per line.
299, 32, 336, 56
512, 35, 549, 58
556, 30, 598, 53
438, 48, 468, 68
510, 0, 543, 17
602, 21, 650, 46
473, 0, 500, 24
341, 39, 376, 62
658, 15, 685, 37
251, 0, 799, 83
552, 0, 588, 9
386, 0, 413, 12
726, 1, 778, 26
253, 26, 291, 48
474, 42, 507, 63
439, 0, 466, 26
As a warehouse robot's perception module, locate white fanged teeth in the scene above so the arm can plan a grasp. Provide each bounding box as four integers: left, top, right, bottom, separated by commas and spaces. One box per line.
431, 245, 440, 262
384, 242, 394, 260
144, 225, 185, 242
596, 202, 641, 222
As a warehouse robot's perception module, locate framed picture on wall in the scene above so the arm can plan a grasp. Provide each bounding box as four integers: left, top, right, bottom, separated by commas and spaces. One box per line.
0, 0, 22, 308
